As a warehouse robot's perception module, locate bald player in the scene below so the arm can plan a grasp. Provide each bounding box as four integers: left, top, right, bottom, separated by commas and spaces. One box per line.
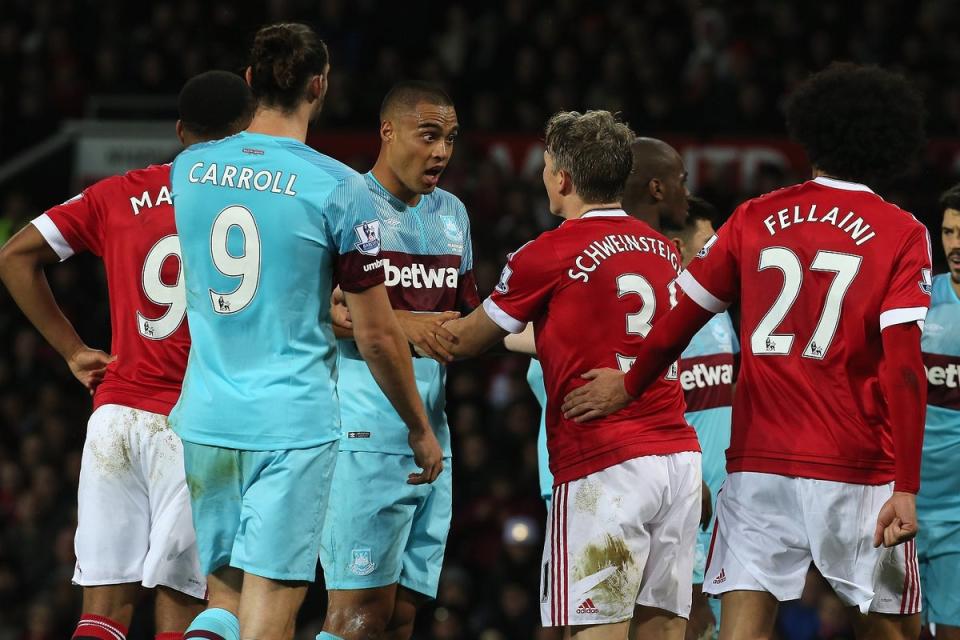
621, 137, 691, 232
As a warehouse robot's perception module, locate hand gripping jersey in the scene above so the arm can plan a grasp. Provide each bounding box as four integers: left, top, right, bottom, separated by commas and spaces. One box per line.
32, 164, 188, 415
526, 359, 554, 500
678, 176, 932, 485
486, 210, 699, 485
918, 273, 960, 523
169, 132, 385, 450
679, 312, 739, 499
336, 173, 480, 456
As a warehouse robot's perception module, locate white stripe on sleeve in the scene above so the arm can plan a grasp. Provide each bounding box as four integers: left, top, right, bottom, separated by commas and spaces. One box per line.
482, 297, 526, 334
31, 214, 75, 261
677, 270, 729, 313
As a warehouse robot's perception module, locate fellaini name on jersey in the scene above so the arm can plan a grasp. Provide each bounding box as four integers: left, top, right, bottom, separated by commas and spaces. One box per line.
187, 162, 298, 196
130, 186, 172, 215
568, 234, 680, 283
762, 204, 876, 246
363, 258, 458, 289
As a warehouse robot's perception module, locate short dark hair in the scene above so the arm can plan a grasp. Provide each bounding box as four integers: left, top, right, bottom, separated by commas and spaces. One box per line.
380, 81, 454, 120
939, 184, 960, 212
663, 196, 717, 237
178, 70, 254, 139
544, 110, 635, 204
785, 63, 925, 186
249, 23, 329, 113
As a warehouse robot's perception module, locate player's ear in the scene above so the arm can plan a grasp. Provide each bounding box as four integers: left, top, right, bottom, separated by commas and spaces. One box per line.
380, 119, 393, 143
175, 120, 186, 145
244, 66, 253, 87
648, 178, 664, 202
671, 236, 684, 256
558, 169, 574, 196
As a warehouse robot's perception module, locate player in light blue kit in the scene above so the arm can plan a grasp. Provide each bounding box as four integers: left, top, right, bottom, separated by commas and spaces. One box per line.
320, 82, 478, 640
662, 197, 738, 637
917, 185, 960, 640
170, 26, 441, 640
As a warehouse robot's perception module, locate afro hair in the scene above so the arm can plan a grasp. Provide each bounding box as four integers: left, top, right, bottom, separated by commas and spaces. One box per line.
785, 62, 925, 186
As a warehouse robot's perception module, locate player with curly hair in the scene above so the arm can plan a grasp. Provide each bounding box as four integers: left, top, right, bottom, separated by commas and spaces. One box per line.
563, 63, 931, 640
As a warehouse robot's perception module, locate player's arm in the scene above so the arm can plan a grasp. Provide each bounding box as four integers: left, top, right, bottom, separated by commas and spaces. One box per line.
0, 224, 113, 394
345, 284, 443, 484
503, 322, 536, 356
435, 305, 510, 359
330, 285, 462, 362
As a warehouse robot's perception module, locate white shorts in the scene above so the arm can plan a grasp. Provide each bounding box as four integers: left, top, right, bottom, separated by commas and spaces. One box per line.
74, 404, 205, 598
540, 451, 702, 627
704, 472, 920, 615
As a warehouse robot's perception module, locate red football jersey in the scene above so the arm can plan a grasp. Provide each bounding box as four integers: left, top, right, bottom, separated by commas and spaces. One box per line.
32, 164, 188, 415
485, 210, 699, 485
679, 176, 933, 485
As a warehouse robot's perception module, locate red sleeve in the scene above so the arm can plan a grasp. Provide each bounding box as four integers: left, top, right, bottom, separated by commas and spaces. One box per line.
680, 202, 745, 311
879, 322, 927, 493
879, 223, 933, 330
33, 186, 107, 259
482, 239, 558, 333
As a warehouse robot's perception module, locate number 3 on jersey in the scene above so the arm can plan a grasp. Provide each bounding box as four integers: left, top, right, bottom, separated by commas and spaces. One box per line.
615, 274, 678, 379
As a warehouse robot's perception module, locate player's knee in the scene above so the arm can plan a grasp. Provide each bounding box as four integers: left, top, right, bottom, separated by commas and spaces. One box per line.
324, 603, 393, 639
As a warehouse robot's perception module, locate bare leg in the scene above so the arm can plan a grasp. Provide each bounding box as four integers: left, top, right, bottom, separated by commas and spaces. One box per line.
934, 626, 960, 640
322, 584, 398, 640
717, 591, 779, 640
629, 605, 686, 640
563, 620, 630, 639
685, 585, 716, 640
384, 586, 427, 640
81, 584, 142, 627
155, 586, 205, 633
208, 566, 244, 616
849, 609, 920, 640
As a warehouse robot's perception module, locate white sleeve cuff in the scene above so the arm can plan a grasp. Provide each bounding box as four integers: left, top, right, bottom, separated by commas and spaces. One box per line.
879, 306, 927, 331
677, 270, 729, 313
482, 297, 526, 333
31, 214, 74, 261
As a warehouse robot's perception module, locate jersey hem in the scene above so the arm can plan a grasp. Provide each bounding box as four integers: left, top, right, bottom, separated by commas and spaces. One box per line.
93, 390, 178, 417
175, 430, 339, 452
551, 435, 701, 485
728, 456, 894, 485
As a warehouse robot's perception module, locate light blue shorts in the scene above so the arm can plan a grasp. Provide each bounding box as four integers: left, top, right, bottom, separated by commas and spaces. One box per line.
918, 520, 960, 627
320, 450, 452, 598
182, 440, 338, 582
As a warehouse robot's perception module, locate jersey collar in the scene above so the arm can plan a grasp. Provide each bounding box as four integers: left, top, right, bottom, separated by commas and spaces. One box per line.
366, 171, 426, 213
580, 208, 628, 219
811, 176, 875, 194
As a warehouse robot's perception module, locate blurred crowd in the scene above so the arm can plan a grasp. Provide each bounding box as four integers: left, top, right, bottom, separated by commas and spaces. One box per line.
1, 1, 960, 639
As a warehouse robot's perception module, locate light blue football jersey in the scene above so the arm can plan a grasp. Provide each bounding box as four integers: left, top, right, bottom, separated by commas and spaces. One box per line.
526, 359, 553, 500
336, 172, 479, 457
918, 273, 960, 526
679, 312, 739, 499
169, 132, 385, 450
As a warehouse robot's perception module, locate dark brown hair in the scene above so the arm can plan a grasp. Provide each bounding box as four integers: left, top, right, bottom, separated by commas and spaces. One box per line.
249, 23, 329, 112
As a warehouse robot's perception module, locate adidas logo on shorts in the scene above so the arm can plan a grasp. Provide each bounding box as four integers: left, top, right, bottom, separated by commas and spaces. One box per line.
576, 598, 599, 614
713, 568, 726, 584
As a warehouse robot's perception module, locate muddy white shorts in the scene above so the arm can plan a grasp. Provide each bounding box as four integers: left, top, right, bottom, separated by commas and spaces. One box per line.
73, 404, 205, 598
540, 451, 702, 627
703, 472, 920, 615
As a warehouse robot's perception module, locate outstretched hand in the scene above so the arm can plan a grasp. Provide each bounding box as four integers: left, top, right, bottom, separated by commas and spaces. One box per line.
398, 310, 461, 363
67, 346, 115, 395
874, 491, 918, 548
561, 368, 632, 422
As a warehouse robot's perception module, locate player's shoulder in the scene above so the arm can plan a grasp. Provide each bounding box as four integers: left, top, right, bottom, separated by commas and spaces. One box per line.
428, 186, 468, 214
932, 273, 960, 307
272, 137, 358, 183
80, 163, 171, 200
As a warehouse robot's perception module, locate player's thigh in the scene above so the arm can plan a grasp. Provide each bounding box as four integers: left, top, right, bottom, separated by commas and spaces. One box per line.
324, 584, 398, 637
717, 590, 779, 640
398, 458, 452, 599
637, 452, 701, 619
238, 572, 308, 640
75, 404, 150, 586
541, 456, 674, 629
703, 473, 811, 602
629, 605, 686, 640
849, 609, 921, 640
564, 620, 630, 639
141, 417, 205, 599
180, 440, 243, 578
321, 451, 424, 593
233, 441, 338, 582
385, 586, 430, 639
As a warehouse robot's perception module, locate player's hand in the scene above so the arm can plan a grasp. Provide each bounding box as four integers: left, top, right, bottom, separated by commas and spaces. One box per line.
67, 346, 115, 395
330, 286, 352, 330
561, 368, 632, 422
700, 480, 713, 530
407, 426, 444, 485
397, 310, 460, 364
873, 491, 918, 548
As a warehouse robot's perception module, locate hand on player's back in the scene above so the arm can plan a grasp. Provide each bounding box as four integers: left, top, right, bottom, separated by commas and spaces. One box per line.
874, 491, 918, 548
67, 346, 115, 395
407, 427, 444, 485
562, 368, 632, 422
330, 286, 352, 330
398, 310, 460, 363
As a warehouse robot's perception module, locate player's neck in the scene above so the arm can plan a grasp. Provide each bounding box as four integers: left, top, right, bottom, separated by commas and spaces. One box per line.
562, 200, 622, 220
371, 159, 420, 207
626, 204, 661, 231
246, 106, 311, 143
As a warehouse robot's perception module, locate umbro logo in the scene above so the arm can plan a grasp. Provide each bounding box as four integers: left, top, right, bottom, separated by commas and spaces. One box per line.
576, 598, 599, 614
713, 568, 726, 584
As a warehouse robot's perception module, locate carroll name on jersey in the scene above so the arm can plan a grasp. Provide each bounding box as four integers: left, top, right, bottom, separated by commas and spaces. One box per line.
185, 161, 298, 196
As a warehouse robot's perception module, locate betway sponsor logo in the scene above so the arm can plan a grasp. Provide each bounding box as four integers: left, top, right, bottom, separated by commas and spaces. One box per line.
679, 363, 734, 391
679, 353, 736, 412
371, 258, 458, 289
923, 353, 960, 411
